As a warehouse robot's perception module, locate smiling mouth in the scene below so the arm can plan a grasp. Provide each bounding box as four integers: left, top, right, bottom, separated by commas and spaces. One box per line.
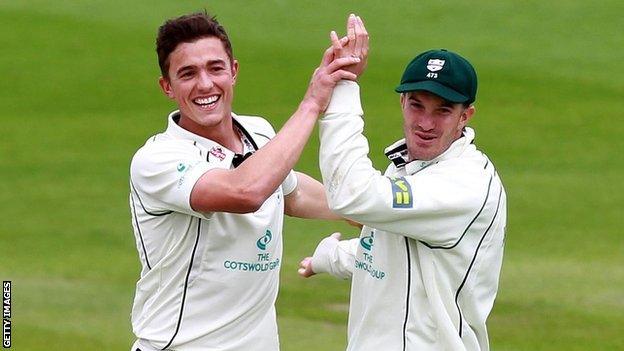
193, 95, 220, 109
414, 131, 437, 142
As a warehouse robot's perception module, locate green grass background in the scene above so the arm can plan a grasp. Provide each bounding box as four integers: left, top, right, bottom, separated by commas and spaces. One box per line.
1, 1, 623, 350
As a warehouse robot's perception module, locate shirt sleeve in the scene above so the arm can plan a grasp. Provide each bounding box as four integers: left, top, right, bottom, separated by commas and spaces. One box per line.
319, 81, 489, 247
130, 140, 222, 218
281, 170, 298, 196
311, 237, 358, 279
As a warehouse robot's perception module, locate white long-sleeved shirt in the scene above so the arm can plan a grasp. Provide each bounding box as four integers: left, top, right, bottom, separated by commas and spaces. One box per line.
129, 111, 297, 350
317, 81, 506, 351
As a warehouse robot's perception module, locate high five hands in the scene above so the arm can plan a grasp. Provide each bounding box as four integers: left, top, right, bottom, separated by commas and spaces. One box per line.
302, 14, 369, 113
331, 14, 369, 79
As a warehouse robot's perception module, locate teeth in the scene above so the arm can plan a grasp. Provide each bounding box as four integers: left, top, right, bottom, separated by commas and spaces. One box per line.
194, 96, 219, 105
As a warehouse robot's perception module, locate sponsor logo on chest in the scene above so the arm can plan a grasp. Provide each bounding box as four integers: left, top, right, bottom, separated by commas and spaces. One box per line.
355, 231, 386, 280
223, 229, 281, 273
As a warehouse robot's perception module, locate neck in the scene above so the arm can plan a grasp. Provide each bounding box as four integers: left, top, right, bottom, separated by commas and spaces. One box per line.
178, 113, 243, 153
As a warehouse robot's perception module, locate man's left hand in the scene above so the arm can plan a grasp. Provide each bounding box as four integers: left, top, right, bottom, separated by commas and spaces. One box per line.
330, 14, 369, 79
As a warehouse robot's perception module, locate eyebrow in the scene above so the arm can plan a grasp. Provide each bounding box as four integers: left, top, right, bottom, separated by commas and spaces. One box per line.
206, 59, 227, 66
175, 59, 228, 76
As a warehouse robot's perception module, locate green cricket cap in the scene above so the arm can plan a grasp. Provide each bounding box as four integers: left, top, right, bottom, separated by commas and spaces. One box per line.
395, 49, 477, 104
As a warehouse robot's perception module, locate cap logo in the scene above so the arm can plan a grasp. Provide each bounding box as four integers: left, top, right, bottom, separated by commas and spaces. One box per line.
426, 59, 445, 72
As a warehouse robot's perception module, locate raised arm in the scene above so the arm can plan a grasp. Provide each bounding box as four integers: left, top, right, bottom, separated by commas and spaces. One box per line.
318, 17, 493, 247
190, 47, 361, 214
283, 172, 341, 219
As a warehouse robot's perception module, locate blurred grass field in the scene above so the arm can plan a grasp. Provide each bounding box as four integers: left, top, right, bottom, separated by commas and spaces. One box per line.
1, 1, 623, 350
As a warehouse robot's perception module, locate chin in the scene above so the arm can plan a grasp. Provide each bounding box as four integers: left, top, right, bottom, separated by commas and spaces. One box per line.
408, 146, 434, 161
193, 109, 226, 124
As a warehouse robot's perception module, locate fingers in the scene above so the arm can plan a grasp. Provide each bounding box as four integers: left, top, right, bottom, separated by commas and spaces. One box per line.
330, 30, 343, 59
355, 15, 369, 59
316, 54, 359, 84
320, 45, 335, 67
330, 14, 367, 61
331, 70, 357, 82
347, 13, 357, 55
298, 257, 315, 278
326, 55, 360, 74
347, 14, 357, 40
354, 16, 363, 59
319, 55, 360, 82
330, 232, 342, 240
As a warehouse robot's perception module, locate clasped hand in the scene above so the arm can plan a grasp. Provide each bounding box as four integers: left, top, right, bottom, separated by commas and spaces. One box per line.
330, 13, 369, 79
302, 14, 369, 114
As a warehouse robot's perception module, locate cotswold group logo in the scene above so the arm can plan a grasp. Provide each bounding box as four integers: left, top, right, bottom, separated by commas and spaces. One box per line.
427, 59, 445, 72
360, 232, 374, 251
256, 230, 273, 250
355, 234, 386, 280
223, 229, 279, 272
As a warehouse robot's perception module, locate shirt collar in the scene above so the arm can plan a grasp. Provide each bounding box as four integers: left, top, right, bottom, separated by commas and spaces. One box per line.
384, 127, 476, 174
165, 110, 258, 166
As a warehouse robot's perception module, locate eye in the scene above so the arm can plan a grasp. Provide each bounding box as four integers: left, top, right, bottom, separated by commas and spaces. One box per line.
178, 70, 194, 79
410, 102, 424, 109
437, 108, 453, 115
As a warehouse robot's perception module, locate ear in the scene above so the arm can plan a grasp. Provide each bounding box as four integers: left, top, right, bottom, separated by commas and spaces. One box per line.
399, 92, 406, 106
231, 59, 239, 85
459, 105, 475, 129
159, 76, 175, 100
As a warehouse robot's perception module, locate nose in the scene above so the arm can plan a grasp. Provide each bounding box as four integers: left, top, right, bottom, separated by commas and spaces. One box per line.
416, 112, 435, 131
197, 71, 214, 91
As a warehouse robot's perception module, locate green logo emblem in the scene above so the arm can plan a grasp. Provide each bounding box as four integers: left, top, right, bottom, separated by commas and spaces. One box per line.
256, 230, 273, 250
177, 163, 187, 172
360, 232, 374, 251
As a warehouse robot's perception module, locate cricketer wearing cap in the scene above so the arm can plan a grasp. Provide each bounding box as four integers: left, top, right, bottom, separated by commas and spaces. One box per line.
128, 12, 362, 351
298, 19, 507, 351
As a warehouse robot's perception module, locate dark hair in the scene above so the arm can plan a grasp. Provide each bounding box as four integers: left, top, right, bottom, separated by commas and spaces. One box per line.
156, 11, 233, 78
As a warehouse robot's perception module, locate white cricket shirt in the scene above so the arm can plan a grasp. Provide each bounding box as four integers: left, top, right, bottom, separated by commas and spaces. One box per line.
129, 111, 297, 350
317, 81, 506, 351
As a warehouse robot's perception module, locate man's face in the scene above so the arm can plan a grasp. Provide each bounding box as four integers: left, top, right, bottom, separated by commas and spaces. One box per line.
159, 37, 238, 131
401, 91, 474, 161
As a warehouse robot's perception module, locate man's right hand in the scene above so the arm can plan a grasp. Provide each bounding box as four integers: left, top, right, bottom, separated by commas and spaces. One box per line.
302, 44, 361, 114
